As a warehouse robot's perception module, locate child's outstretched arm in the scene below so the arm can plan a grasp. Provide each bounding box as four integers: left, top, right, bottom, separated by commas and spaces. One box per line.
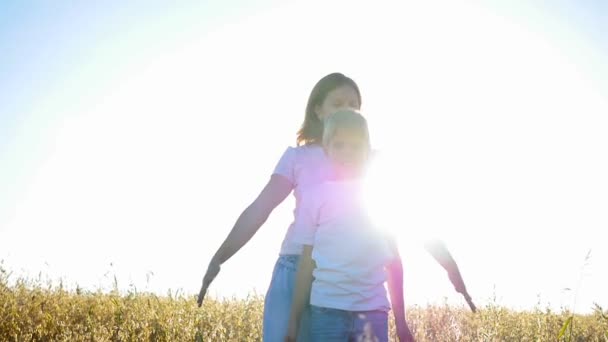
424, 239, 476, 312
285, 245, 315, 342
386, 238, 415, 342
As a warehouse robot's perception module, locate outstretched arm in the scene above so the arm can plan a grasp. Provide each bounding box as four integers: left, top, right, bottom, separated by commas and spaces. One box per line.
424, 239, 476, 312
386, 238, 415, 342
285, 245, 315, 342
198, 175, 292, 306
210, 175, 292, 264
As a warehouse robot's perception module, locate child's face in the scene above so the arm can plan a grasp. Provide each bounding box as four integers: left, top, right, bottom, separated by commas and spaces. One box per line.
325, 128, 369, 179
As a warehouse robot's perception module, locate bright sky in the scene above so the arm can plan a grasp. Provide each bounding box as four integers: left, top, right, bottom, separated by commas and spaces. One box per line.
1, 1, 607, 314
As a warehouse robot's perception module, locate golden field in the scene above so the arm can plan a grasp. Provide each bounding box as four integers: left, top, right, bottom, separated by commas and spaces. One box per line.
1, 267, 606, 341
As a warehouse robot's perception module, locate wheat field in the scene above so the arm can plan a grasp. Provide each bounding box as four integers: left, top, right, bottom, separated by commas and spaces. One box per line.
1, 267, 606, 341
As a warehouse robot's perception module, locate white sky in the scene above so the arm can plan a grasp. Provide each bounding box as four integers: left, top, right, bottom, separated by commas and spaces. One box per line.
1, 1, 607, 313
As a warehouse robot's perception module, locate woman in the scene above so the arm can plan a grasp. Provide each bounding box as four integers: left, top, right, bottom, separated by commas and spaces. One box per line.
197, 73, 475, 341
198, 73, 362, 341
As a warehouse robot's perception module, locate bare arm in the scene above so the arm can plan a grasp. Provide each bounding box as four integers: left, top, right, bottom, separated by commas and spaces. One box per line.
197, 175, 292, 306
424, 239, 476, 312
212, 175, 292, 264
386, 238, 415, 342
423, 239, 459, 276
286, 245, 315, 341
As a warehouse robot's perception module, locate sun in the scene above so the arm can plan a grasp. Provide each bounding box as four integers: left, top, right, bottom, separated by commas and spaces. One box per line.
361, 153, 411, 240
361, 150, 452, 252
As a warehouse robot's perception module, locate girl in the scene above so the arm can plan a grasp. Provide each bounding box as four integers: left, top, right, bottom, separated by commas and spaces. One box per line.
198, 73, 362, 341
198, 73, 475, 341
284, 110, 414, 342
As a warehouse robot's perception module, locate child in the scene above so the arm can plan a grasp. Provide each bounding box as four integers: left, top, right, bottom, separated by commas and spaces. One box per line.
285, 110, 415, 342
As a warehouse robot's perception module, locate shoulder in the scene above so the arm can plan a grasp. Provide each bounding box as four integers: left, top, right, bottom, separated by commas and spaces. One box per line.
294, 144, 324, 158
279, 144, 323, 159
277, 145, 296, 159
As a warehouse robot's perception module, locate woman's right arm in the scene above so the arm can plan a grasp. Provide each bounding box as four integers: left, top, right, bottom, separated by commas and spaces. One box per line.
212, 174, 293, 264
197, 174, 293, 306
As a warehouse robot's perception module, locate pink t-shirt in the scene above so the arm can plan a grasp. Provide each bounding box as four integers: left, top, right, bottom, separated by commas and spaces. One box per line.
272, 145, 332, 255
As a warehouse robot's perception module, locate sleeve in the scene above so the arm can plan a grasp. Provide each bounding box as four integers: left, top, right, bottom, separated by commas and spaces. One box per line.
272, 146, 296, 185
290, 188, 320, 246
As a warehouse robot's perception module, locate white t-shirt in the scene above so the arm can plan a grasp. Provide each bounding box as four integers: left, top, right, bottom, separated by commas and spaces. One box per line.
272, 145, 332, 255
292, 180, 394, 312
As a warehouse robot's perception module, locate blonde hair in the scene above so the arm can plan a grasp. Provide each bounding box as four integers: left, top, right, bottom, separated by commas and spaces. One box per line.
322, 110, 370, 148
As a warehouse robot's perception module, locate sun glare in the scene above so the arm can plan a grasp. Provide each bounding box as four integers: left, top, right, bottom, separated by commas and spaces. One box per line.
363, 154, 414, 241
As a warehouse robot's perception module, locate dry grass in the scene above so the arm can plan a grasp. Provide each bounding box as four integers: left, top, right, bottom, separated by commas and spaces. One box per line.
1, 265, 606, 341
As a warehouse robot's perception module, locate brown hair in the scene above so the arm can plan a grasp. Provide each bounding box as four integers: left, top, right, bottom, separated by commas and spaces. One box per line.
296, 73, 362, 146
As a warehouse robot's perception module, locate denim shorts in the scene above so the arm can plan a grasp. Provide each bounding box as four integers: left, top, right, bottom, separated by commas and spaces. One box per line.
263, 255, 311, 342
310, 305, 388, 342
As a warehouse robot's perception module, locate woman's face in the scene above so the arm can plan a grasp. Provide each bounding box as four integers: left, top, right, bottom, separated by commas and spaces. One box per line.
315, 85, 360, 121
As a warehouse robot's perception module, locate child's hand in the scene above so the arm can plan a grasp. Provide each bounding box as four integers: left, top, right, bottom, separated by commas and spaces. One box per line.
396, 321, 415, 342
284, 318, 298, 342
197, 258, 221, 307
284, 329, 297, 341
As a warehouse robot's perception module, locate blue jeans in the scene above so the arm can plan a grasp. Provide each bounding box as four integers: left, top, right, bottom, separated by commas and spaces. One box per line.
263, 255, 311, 342
310, 305, 388, 342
